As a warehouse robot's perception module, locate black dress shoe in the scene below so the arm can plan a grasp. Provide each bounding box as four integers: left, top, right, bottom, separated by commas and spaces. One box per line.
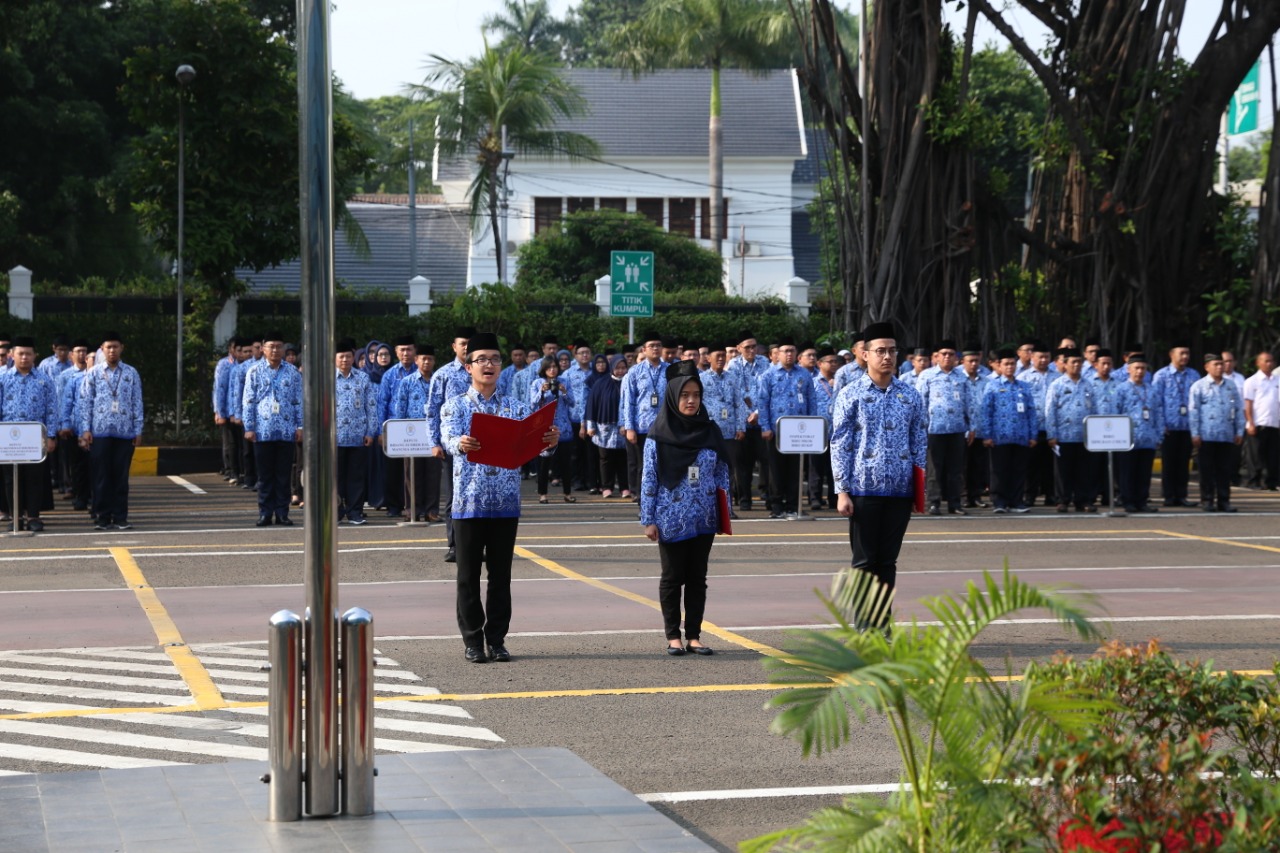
26, 518, 44, 532
1220, 502, 1238, 513
255, 514, 273, 527
488, 645, 510, 662
275, 516, 294, 526
464, 647, 488, 663
444, 548, 456, 563
927, 505, 942, 516
665, 644, 686, 656
948, 506, 968, 516
687, 644, 714, 656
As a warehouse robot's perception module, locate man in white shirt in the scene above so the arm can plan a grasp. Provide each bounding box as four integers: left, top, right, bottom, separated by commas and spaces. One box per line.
1243, 351, 1279, 491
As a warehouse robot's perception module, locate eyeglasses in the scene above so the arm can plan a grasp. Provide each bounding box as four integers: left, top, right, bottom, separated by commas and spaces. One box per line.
869, 347, 898, 359
468, 356, 501, 366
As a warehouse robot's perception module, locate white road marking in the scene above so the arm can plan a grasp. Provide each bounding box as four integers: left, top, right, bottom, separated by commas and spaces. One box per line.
0, 666, 187, 691
220, 706, 502, 742
376, 699, 473, 720
167, 476, 207, 495
639, 782, 903, 802
0, 679, 190, 706
0, 743, 179, 769
0, 719, 266, 761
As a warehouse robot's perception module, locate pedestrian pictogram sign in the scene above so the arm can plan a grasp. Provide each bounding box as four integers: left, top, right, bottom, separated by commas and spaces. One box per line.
610, 251, 654, 317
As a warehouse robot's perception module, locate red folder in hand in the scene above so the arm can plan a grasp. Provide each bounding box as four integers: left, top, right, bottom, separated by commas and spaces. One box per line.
912, 465, 926, 513
716, 487, 733, 535
467, 401, 557, 469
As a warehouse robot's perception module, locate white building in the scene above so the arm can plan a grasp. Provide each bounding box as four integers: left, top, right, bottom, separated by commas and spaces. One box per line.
435, 68, 809, 301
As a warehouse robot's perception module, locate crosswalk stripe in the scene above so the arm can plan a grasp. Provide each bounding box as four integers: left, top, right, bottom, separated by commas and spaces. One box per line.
0, 742, 179, 769
0, 720, 266, 761
0, 679, 190, 706
375, 699, 472, 719
220, 706, 502, 742
0, 666, 185, 691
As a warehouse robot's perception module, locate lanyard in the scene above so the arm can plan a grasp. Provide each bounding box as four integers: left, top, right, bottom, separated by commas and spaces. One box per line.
103, 365, 122, 399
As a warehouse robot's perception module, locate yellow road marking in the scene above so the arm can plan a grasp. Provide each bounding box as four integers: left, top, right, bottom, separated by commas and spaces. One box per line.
109, 547, 225, 710
1157, 529, 1280, 556
515, 545, 786, 657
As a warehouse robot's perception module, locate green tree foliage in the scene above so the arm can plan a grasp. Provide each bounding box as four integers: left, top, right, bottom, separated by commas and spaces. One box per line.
120, 0, 376, 296
413, 42, 600, 276
0, 0, 158, 281
346, 95, 439, 195
515, 209, 726, 295
559, 0, 649, 67
963, 46, 1048, 209
481, 0, 568, 57
1227, 129, 1271, 183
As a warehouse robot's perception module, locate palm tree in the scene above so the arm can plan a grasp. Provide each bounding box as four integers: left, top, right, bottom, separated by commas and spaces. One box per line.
481, 0, 565, 56
614, 0, 789, 264
414, 41, 599, 283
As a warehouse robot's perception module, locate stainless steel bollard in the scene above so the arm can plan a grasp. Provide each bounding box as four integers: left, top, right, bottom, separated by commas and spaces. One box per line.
340, 607, 375, 815
265, 610, 303, 821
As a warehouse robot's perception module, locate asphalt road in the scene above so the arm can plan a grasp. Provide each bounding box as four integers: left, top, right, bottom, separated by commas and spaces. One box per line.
0, 472, 1277, 850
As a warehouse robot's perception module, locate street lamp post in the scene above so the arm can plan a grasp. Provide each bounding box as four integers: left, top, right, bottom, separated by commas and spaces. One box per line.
175, 63, 195, 436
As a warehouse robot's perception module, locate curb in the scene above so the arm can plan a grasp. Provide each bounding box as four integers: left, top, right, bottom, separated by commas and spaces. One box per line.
129, 446, 222, 477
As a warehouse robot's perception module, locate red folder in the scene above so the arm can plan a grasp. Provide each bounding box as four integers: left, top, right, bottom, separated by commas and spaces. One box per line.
716, 487, 733, 535
467, 401, 558, 470
912, 465, 926, 513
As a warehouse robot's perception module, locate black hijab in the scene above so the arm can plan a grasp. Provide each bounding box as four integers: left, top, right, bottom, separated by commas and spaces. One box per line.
586, 354, 625, 425
647, 364, 729, 490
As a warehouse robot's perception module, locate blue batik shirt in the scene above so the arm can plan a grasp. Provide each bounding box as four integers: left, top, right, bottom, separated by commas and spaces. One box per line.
442, 387, 548, 519
639, 443, 730, 543
758, 364, 815, 432
229, 357, 259, 421
1017, 368, 1053, 432
377, 362, 417, 427
620, 360, 667, 435
918, 367, 972, 435
335, 368, 378, 447
496, 364, 519, 398
0, 369, 58, 434
37, 355, 72, 381
1089, 374, 1124, 416
425, 360, 470, 449
813, 373, 838, 429
77, 362, 143, 439
726, 354, 771, 426
514, 362, 542, 406
57, 366, 88, 433
1114, 379, 1163, 449
212, 356, 236, 419
1151, 365, 1200, 432
242, 361, 303, 441
699, 368, 746, 439
529, 378, 573, 438
978, 376, 1038, 446
563, 363, 590, 423
1044, 375, 1095, 443
832, 361, 866, 396
393, 370, 432, 422
1189, 376, 1244, 443
830, 374, 927, 497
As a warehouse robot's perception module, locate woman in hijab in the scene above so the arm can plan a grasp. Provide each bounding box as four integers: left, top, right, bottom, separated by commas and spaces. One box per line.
362, 339, 390, 508
530, 355, 576, 503
586, 355, 629, 498
640, 360, 731, 656
556, 348, 572, 373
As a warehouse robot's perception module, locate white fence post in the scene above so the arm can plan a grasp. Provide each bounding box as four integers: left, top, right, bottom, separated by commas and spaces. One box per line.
8, 265, 33, 321
408, 275, 433, 316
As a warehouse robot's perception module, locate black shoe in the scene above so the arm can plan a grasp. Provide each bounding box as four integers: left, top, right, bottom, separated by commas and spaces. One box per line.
71, 501, 87, 511
927, 504, 941, 516
275, 516, 294, 526
1220, 502, 1238, 513
1202, 502, 1218, 512
665, 644, 686, 656
349, 514, 367, 525
255, 514, 273, 527
115, 520, 133, 530
464, 647, 488, 663
26, 518, 43, 532
444, 548, 456, 563
241, 482, 255, 490
1140, 504, 1159, 513
488, 645, 510, 662
687, 643, 714, 656
768, 510, 783, 519
729, 510, 740, 520
94, 518, 112, 530
1178, 498, 1196, 507
948, 506, 968, 516
1056, 504, 1068, 513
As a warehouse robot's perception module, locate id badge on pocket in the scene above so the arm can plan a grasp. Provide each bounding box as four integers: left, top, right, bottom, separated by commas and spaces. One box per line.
650, 393, 659, 407
1142, 407, 1150, 421
111, 401, 121, 413
688, 465, 700, 484
1179, 405, 1187, 416
272, 402, 281, 415
1016, 401, 1025, 413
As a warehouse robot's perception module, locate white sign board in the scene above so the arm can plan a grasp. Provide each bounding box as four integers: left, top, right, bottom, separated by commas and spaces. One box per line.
382, 419, 432, 458
0, 423, 46, 464
775, 416, 829, 455
1084, 415, 1133, 453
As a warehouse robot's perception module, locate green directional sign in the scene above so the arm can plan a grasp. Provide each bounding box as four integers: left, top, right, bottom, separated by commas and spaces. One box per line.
1229, 60, 1261, 136
610, 250, 654, 317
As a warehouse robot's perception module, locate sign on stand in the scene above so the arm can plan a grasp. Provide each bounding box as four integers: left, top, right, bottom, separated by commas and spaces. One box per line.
610, 251, 654, 318
382, 419, 432, 525
774, 416, 829, 521
1084, 415, 1133, 517
1, 422, 46, 536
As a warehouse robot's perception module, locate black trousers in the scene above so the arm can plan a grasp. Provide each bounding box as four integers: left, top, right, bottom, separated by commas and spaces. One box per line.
597, 446, 627, 492
767, 446, 801, 514
407, 456, 441, 518
990, 443, 1030, 509
64, 439, 90, 506
220, 421, 238, 478
1117, 448, 1156, 509
807, 448, 833, 505
441, 454, 455, 547
384, 451, 406, 513
848, 496, 913, 624
1161, 430, 1192, 503
454, 516, 519, 649
254, 440, 294, 518
1198, 441, 1235, 506
926, 432, 966, 508
1026, 432, 1055, 504
657, 533, 715, 641
90, 438, 134, 524
736, 428, 766, 508
337, 445, 368, 518
538, 441, 571, 496
1053, 442, 1092, 508
625, 434, 649, 495
570, 422, 591, 489
965, 439, 989, 504
1248, 426, 1279, 489
2, 458, 49, 519
237, 422, 257, 487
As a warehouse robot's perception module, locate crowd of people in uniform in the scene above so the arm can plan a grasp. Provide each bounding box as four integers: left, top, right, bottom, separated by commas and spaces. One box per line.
0, 332, 145, 532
